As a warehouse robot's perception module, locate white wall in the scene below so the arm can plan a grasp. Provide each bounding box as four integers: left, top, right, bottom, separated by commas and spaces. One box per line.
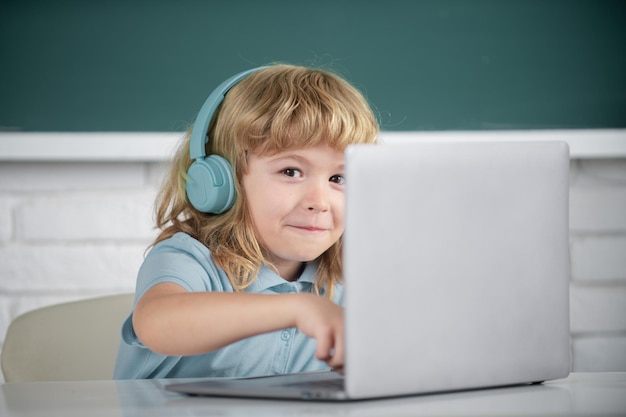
1, 131, 625, 381
568, 157, 626, 371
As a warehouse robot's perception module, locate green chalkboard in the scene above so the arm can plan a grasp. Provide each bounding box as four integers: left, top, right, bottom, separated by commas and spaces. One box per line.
1, 0, 624, 132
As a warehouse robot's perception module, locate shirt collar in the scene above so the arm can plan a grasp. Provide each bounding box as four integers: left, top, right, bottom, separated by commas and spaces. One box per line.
245, 261, 317, 293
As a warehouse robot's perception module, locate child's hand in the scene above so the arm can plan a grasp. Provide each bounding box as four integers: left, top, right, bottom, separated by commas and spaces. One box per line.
292, 293, 344, 370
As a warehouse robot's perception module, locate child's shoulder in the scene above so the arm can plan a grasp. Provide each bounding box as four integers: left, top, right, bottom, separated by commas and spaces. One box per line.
154, 232, 206, 251
148, 232, 213, 265
141, 232, 230, 292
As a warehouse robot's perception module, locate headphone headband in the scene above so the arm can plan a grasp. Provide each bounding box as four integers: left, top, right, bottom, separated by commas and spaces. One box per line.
189, 66, 268, 161
185, 66, 268, 214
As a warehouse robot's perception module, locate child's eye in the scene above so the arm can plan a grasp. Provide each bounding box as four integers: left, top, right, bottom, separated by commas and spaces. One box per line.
282, 168, 302, 178
330, 174, 345, 185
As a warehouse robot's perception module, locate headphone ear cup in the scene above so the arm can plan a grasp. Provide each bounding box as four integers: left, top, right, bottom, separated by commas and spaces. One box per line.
185, 155, 236, 214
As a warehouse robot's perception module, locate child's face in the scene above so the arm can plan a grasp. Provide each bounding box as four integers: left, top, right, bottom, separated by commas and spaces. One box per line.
242, 143, 345, 280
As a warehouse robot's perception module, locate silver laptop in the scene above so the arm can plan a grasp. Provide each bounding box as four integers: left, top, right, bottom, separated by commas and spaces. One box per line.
166, 140, 571, 401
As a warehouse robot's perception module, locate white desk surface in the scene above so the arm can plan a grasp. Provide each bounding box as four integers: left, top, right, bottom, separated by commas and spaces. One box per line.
1, 372, 625, 417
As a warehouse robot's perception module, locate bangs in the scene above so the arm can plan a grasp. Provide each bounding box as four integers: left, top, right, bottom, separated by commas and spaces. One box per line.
257, 86, 376, 154
227, 66, 378, 157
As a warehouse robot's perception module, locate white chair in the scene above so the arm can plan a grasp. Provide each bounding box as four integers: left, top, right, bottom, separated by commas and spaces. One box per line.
1, 293, 134, 382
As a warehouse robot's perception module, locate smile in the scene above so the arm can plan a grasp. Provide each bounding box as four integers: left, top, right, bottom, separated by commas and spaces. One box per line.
288, 225, 329, 233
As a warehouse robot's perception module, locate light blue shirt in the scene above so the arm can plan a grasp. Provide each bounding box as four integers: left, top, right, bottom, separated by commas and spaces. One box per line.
114, 232, 344, 379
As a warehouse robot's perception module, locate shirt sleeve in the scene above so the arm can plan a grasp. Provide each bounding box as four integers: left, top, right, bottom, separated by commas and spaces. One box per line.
120, 233, 229, 347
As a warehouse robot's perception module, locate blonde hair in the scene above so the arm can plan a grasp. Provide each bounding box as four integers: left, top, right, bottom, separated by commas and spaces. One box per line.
153, 64, 379, 297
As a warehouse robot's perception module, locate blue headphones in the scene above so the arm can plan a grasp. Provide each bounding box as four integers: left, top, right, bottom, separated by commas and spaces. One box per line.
186, 67, 268, 213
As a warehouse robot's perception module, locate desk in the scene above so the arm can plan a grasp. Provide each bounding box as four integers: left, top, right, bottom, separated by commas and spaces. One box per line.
1, 372, 625, 416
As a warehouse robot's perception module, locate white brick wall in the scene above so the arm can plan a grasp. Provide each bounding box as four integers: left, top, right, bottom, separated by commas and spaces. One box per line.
1, 131, 625, 382
568, 158, 626, 372
0, 160, 167, 384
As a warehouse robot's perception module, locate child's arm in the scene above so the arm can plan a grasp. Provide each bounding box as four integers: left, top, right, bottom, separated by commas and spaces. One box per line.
132, 282, 344, 369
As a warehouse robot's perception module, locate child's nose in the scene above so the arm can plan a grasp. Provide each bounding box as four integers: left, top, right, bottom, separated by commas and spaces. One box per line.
305, 180, 330, 212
